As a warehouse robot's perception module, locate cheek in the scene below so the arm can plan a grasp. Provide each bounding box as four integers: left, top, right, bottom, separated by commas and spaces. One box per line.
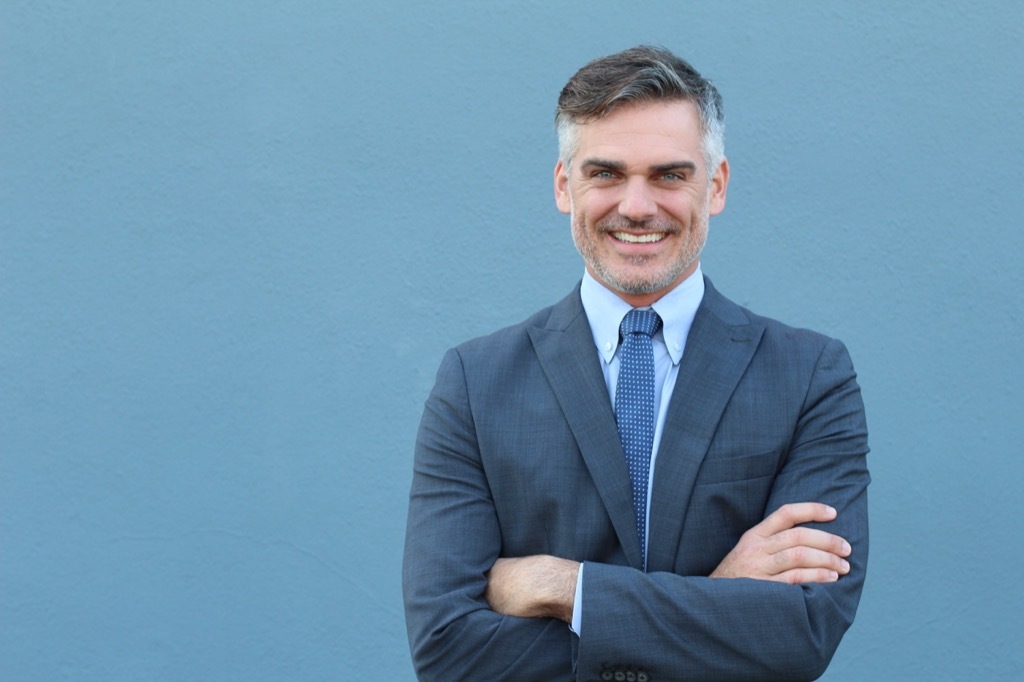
575, 189, 620, 220
667, 199, 705, 225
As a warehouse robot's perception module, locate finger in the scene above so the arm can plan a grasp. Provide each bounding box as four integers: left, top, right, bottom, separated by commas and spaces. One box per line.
769, 546, 851, 576
770, 567, 842, 586
766, 527, 852, 558
755, 502, 837, 536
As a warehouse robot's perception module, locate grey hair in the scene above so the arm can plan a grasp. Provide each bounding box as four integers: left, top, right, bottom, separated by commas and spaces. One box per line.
555, 45, 725, 180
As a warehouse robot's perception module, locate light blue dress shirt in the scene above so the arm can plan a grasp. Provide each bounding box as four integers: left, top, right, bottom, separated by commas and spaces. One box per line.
570, 265, 705, 635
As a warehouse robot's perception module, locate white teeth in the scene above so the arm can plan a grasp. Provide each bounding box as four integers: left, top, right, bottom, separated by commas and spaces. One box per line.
612, 232, 666, 244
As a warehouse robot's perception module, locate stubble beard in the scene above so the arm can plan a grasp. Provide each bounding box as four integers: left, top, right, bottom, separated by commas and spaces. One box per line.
571, 210, 709, 296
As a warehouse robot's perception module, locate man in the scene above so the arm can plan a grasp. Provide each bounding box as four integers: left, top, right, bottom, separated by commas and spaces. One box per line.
403, 45, 869, 681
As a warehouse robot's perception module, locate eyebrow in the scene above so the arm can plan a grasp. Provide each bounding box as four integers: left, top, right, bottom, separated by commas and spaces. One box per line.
579, 158, 698, 174
579, 158, 626, 173
651, 161, 698, 174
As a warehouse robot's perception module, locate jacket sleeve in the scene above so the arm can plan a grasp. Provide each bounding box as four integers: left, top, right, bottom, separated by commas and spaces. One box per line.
576, 338, 870, 681
402, 348, 576, 681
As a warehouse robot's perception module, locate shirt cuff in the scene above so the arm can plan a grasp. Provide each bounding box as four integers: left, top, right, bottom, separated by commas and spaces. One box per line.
570, 562, 584, 635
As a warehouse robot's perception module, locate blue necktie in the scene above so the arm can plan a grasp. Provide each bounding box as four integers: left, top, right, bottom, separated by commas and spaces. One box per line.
615, 308, 662, 570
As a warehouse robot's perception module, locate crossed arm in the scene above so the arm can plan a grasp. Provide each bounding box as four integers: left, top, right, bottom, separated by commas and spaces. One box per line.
485, 502, 853, 623
404, 338, 869, 680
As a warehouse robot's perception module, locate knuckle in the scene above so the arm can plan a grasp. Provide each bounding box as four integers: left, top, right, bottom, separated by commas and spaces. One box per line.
741, 528, 764, 547
787, 527, 809, 544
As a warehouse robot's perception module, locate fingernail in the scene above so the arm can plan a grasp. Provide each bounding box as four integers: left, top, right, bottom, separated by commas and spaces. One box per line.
830, 571, 839, 581
842, 541, 852, 554
841, 560, 850, 573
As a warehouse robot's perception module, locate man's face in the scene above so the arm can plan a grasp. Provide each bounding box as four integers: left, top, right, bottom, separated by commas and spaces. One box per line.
554, 100, 729, 307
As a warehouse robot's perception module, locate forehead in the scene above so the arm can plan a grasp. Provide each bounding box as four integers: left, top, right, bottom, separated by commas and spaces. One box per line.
575, 100, 703, 166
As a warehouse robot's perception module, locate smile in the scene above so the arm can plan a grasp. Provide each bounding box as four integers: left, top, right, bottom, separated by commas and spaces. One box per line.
611, 231, 667, 244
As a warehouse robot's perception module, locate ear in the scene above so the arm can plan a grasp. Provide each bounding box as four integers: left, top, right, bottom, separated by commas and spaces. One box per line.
554, 160, 571, 214
708, 157, 729, 216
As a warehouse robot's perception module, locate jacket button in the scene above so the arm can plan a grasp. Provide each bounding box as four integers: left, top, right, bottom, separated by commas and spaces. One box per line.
615, 673, 626, 681
637, 673, 649, 682
626, 673, 637, 681
601, 673, 613, 681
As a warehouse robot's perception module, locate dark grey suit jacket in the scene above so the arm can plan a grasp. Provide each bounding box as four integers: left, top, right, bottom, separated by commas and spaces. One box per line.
403, 277, 870, 681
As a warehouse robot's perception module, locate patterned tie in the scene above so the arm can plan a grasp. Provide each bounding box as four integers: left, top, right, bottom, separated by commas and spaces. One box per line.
615, 308, 662, 570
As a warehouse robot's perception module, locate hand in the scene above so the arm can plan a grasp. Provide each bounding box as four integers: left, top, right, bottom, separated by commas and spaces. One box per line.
485, 555, 579, 623
710, 503, 852, 584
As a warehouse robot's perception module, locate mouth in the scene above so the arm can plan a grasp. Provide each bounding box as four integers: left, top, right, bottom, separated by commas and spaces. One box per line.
611, 231, 667, 244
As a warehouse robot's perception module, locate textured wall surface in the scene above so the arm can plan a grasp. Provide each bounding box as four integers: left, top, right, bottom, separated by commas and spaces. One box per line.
3, 2, 1022, 679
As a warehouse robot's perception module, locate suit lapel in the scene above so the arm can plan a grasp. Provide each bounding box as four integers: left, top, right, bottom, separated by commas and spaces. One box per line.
646, 279, 765, 573
527, 288, 644, 569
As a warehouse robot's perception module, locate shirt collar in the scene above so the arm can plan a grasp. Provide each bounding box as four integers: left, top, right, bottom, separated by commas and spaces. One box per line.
580, 264, 705, 366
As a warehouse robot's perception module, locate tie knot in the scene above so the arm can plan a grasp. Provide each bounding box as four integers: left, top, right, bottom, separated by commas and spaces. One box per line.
620, 308, 662, 338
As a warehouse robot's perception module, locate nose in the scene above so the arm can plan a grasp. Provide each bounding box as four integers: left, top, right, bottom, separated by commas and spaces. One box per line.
617, 178, 658, 221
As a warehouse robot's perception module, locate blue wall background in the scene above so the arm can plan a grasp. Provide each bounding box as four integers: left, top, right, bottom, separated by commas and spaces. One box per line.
3, 2, 1022, 679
